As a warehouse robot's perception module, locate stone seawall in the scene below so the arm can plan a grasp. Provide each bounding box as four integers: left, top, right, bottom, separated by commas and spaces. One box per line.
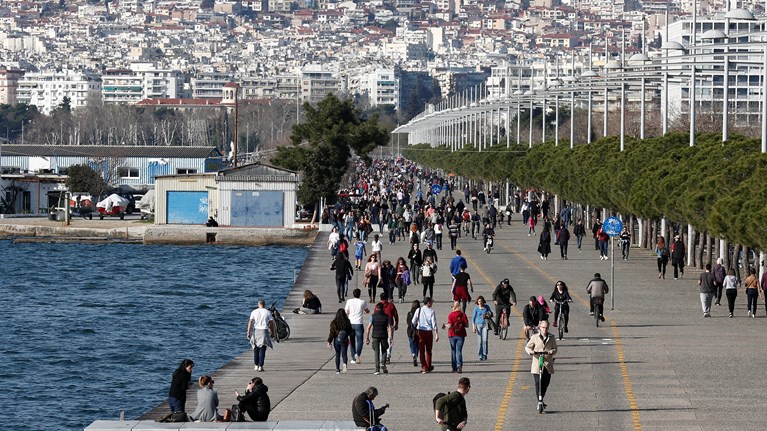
0, 223, 318, 246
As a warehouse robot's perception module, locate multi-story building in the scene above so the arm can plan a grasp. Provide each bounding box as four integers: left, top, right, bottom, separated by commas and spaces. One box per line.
300, 67, 340, 103
358, 68, 400, 108
15, 70, 101, 114
102, 63, 182, 104
0, 68, 24, 105
191, 72, 234, 99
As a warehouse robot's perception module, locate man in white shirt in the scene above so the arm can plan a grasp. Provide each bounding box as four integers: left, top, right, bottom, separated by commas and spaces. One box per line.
412, 297, 439, 373
345, 288, 370, 363
247, 299, 273, 372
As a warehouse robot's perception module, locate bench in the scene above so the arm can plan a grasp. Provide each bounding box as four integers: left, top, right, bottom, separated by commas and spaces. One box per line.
84, 420, 366, 431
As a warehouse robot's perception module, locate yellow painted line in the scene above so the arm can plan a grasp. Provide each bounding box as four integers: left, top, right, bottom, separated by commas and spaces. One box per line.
463, 252, 526, 431
469, 242, 643, 430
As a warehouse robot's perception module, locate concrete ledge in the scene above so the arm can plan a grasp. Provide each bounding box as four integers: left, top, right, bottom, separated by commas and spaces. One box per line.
0, 223, 146, 239
143, 226, 317, 246
84, 420, 364, 431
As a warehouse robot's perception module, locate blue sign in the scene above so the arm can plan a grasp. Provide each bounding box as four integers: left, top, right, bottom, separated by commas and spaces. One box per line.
602, 216, 623, 237
430, 184, 442, 195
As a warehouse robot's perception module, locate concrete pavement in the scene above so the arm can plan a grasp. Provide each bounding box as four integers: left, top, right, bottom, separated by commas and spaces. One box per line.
149, 213, 767, 431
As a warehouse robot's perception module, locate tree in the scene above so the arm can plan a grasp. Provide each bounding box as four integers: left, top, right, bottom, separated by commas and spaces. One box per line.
65, 164, 108, 197
271, 94, 388, 207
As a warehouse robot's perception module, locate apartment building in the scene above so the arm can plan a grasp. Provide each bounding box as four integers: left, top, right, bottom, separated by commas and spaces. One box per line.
102, 63, 182, 104
191, 72, 234, 99
0, 67, 24, 105
15, 70, 101, 114
357, 68, 400, 108
300, 67, 340, 103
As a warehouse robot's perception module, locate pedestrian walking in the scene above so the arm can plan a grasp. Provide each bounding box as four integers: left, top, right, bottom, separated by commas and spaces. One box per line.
327, 308, 353, 374
655, 236, 669, 279
421, 256, 437, 300
537, 227, 551, 260
366, 303, 392, 375
573, 219, 586, 251
406, 300, 421, 367
444, 301, 468, 373
434, 377, 470, 431
744, 267, 760, 318
364, 255, 381, 303
698, 263, 716, 318
413, 297, 440, 373
724, 268, 739, 318
408, 243, 423, 285
671, 234, 686, 279
247, 300, 274, 372
557, 225, 570, 260
345, 288, 370, 363
713, 258, 726, 306
330, 253, 354, 303
528, 211, 536, 236
619, 227, 631, 260
451, 264, 474, 313
472, 296, 492, 361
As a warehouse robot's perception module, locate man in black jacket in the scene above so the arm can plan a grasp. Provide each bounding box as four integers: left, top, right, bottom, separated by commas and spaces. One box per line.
492, 278, 517, 334
522, 296, 540, 340
352, 386, 388, 429
236, 377, 270, 421
331, 253, 354, 303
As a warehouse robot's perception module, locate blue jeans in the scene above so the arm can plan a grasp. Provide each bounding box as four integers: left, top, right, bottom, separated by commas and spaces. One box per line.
333, 336, 348, 371
449, 336, 465, 371
167, 396, 184, 413
253, 345, 267, 367
576, 234, 583, 249
351, 324, 364, 358
599, 240, 608, 257
408, 334, 419, 356
476, 324, 488, 359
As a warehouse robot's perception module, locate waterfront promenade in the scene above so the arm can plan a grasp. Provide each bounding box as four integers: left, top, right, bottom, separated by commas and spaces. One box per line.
142, 217, 767, 430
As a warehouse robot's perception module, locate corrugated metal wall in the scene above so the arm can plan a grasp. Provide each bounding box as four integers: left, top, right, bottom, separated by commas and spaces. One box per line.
155, 174, 217, 225
217, 180, 297, 227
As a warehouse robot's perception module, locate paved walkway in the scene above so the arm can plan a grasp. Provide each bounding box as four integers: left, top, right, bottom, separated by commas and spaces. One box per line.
144, 213, 767, 431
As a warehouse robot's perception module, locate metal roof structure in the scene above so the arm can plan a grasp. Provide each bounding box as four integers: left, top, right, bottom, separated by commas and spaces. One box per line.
0, 145, 221, 158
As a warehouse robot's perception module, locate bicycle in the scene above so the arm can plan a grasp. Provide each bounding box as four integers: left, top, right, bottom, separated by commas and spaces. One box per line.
592, 296, 604, 327
551, 299, 571, 340
268, 301, 291, 341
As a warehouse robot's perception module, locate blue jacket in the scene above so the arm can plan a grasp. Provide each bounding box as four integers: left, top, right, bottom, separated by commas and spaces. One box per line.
449, 256, 467, 276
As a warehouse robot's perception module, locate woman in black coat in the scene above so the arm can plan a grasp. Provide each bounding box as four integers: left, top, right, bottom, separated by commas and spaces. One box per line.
236, 377, 270, 421
538, 228, 552, 260
168, 359, 194, 413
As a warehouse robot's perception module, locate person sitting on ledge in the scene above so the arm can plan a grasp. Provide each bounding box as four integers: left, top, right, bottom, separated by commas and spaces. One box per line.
206, 217, 218, 227
294, 289, 322, 314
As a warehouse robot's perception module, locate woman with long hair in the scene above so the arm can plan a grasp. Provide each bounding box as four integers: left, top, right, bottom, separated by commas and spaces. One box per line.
295, 289, 322, 314
364, 254, 381, 303
471, 296, 492, 361
421, 257, 436, 300
168, 358, 194, 413
395, 256, 411, 303
655, 236, 669, 279
327, 308, 353, 373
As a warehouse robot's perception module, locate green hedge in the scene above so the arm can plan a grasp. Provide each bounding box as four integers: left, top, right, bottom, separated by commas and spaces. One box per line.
403, 132, 767, 250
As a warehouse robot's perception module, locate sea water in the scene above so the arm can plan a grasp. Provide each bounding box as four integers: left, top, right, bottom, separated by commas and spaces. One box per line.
0, 240, 307, 431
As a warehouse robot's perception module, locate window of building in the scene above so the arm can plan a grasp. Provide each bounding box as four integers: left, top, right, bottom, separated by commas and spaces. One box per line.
119, 168, 140, 178
176, 168, 198, 174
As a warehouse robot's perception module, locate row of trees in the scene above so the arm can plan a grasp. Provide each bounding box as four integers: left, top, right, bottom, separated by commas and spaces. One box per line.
404, 132, 767, 253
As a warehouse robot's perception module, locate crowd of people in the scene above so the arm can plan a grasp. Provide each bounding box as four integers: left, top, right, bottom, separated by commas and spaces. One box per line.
160, 155, 767, 428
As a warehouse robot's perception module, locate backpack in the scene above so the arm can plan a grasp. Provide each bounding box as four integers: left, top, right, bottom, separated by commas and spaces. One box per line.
422, 264, 432, 277
339, 242, 348, 253
433, 392, 452, 420
661, 247, 670, 258
452, 316, 465, 333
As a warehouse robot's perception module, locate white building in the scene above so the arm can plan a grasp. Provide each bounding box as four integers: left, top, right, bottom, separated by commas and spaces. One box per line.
358, 68, 400, 108
191, 72, 234, 99
15, 70, 102, 114
300, 66, 341, 103
102, 63, 183, 104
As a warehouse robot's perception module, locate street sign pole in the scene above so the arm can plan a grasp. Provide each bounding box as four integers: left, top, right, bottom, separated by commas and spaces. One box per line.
602, 216, 623, 311
611, 238, 615, 310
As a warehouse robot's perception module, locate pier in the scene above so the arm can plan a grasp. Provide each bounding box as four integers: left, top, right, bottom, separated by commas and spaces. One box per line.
129, 216, 767, 430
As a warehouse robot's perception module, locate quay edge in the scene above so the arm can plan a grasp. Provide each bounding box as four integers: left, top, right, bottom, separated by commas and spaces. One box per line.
0, 223, 318, 246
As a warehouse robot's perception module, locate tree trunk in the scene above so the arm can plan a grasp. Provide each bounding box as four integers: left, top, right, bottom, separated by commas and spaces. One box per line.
696, 230, 705, 269
722, 239, 730, 271
733, 244, 742, 280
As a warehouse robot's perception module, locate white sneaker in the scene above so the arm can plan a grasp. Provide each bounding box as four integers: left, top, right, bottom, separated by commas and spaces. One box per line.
342, 364, 347, 373
351, 359, 357, 364
254, 365, 259, 370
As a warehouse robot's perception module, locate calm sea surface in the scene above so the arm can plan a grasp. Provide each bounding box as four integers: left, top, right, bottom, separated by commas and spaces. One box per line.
0, 240, 307, 431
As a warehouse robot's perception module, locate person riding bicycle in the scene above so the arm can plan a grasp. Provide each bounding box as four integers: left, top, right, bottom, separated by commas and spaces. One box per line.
482, 223, 495, 251
549, 281, 573, 333
586, 273, 609, 322
492, 278, 517, 335
522, 296, 541, 340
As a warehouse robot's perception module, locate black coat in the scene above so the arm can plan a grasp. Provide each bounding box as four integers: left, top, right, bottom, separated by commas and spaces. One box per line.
238, 383, 270, 421
168, 368, 191, 402
352, 392, 386, 427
